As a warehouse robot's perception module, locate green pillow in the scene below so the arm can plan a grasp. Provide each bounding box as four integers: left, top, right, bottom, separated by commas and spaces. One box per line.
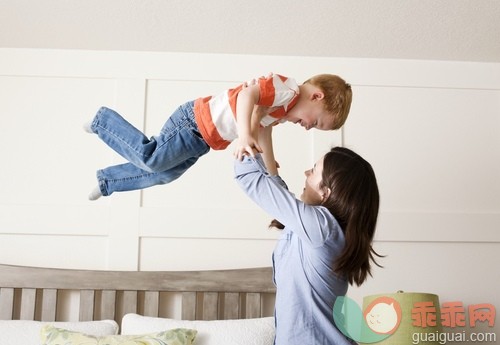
40, 325, 197, 345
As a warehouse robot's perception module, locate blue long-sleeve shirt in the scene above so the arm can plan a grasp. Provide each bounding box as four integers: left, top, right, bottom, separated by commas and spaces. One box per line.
234, 155, 354, 345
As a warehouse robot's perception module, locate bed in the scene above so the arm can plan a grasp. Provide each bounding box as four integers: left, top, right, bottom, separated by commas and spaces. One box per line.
0, 264, 276, 345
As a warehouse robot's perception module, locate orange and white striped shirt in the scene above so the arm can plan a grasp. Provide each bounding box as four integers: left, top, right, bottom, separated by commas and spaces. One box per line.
194, 74, 299, 150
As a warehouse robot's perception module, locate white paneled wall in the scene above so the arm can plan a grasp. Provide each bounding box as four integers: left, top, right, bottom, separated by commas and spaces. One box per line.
0, 49, 499, 336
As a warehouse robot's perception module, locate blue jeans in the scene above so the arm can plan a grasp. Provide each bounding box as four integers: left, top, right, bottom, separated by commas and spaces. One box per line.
90, 101, 210, 196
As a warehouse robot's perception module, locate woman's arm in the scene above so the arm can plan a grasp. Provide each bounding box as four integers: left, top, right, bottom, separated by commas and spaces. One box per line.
234, 155, 339, 246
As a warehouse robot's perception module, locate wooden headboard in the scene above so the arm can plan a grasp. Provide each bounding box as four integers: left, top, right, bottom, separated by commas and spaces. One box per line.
0, 264, 275, 325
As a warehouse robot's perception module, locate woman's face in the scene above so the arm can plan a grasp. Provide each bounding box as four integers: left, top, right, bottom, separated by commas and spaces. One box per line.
301, 156, 326, 205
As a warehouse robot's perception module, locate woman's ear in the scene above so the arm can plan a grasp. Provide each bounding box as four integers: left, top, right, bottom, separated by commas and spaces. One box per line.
321, 187, 332, 201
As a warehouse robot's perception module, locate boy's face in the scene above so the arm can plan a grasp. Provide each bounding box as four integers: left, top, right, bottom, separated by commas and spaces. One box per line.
284, 86, 335, 131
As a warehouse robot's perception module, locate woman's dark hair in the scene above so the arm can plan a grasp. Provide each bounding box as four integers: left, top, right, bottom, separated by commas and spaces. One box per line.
270, 146, 382, 286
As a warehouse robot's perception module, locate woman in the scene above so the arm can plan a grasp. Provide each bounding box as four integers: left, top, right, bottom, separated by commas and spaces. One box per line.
234, 131, 381, 344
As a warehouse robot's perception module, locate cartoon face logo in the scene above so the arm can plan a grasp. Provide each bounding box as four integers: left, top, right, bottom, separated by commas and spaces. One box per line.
364, 297, 402, 334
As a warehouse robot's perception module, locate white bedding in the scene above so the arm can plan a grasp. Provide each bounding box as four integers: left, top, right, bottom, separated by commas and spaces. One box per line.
121, 313, 275, 345
0, 319, 118, 345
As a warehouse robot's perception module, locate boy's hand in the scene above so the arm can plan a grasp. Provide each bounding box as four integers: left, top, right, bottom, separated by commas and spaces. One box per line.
233, 104, 279, 160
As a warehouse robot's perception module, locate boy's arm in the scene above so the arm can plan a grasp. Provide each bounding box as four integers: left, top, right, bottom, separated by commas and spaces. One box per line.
258, 124, 279, 176
234, 84, 262, 161
250, 102, 279, 176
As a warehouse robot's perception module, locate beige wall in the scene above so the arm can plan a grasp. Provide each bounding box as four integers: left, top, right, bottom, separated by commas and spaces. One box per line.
0, 49, 499, 338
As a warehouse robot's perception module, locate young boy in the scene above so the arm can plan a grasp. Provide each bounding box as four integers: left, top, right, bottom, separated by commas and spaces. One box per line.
85, 73, 352, 200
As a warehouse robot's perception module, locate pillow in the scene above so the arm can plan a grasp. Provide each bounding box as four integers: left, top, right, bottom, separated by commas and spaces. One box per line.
40, 325, 197, 345
0, 319, 118, 345
121, 313, 275, 345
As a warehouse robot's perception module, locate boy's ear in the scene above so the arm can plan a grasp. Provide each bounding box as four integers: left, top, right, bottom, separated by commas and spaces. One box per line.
311, 91, 325, 101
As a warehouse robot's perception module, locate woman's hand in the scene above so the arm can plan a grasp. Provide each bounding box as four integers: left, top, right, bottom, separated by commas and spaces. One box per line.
234, 134, 263, 161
